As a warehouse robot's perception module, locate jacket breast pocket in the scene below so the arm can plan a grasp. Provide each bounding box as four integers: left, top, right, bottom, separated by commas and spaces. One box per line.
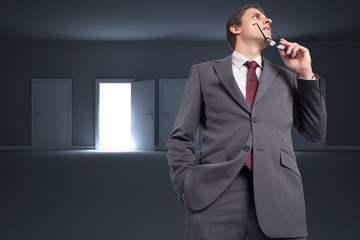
200, 148, 227, 165
280, 150, 301, 179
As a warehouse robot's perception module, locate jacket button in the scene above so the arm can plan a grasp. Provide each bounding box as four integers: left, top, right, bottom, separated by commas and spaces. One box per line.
252, 117, 258, 123
243, 145, 250, 152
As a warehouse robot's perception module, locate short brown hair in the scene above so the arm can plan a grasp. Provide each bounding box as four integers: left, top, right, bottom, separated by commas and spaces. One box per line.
226, 4, 265, 50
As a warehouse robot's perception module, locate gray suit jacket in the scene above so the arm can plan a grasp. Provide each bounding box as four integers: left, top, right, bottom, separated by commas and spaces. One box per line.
167, 55, 327, 238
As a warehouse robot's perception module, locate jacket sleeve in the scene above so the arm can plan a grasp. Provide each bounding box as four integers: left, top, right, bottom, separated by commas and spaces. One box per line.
293, 76, 327, 143
167, 64, 203, 202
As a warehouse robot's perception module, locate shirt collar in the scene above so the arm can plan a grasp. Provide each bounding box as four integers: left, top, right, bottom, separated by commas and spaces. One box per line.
232, 51, 262, 69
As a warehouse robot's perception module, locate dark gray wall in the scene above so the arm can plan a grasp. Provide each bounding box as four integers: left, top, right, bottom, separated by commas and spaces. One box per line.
0, 40, 358, 147
0, 40, 230, 147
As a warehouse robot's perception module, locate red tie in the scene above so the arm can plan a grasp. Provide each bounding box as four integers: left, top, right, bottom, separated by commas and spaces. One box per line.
244, 61, 259, 170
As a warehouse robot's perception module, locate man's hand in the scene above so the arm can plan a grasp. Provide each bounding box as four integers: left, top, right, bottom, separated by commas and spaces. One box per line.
278, 38, 314, 80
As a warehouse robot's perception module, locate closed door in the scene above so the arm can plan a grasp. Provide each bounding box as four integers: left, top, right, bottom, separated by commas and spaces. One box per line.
32, 79, 71, 150
159, 79, 187, 150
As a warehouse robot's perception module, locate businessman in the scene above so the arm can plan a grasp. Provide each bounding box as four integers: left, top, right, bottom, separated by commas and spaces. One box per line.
167, 4, 326, 240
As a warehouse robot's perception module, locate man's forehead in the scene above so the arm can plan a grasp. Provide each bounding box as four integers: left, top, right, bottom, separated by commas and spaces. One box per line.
245, 8, 266, 17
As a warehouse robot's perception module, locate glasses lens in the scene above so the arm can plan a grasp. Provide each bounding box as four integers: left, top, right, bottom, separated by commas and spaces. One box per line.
271, 32, 281, 44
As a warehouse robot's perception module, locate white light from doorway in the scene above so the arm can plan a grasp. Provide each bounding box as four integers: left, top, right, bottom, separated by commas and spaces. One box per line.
99, 83, 134, 150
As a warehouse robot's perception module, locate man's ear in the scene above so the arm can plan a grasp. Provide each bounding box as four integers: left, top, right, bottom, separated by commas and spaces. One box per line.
230, 25, 241, 35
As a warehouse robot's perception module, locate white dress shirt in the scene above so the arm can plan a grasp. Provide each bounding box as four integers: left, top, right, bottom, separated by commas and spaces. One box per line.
232, 51, 262, 98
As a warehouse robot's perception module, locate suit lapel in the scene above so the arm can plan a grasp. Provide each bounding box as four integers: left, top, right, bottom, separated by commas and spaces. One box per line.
254, 58, 279, 105
214, 56, 251, 114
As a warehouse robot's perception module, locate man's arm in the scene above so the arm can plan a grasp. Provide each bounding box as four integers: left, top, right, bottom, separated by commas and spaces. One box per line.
167, 64, 203, 202
293, 77, 327, 143
277, 38, 327, 143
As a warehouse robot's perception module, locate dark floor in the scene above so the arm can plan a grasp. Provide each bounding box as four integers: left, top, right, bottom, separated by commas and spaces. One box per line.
0, 150, 359, 240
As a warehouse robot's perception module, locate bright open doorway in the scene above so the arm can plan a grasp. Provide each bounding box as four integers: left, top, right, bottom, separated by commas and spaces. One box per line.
95, 79, 134, 150
95, 79, 155, 151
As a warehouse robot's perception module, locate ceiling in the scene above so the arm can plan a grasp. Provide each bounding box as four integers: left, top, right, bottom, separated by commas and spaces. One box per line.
0, 0, 358, 42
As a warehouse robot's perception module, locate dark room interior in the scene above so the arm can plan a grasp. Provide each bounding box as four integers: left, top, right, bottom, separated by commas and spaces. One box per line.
0, 1, 359, 239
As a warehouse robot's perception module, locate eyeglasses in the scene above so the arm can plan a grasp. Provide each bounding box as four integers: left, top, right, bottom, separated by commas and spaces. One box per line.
252, 23, 286, 50
269, 31, 285, 50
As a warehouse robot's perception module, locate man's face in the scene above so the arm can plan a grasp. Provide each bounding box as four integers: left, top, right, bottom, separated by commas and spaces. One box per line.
238, 8, 272, 44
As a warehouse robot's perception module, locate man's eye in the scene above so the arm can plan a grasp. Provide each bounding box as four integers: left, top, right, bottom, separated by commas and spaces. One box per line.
252, 15, 259, 19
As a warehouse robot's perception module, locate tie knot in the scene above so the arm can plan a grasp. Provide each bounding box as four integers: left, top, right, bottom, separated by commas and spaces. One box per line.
245, 61, 258, 69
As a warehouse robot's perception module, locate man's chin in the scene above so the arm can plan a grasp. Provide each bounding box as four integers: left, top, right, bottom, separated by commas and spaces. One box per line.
257, 39, 269, 49
261, 44, 269, 50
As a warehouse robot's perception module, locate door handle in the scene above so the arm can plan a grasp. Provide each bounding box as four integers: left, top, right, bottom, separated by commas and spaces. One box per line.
146, 111, 153, 119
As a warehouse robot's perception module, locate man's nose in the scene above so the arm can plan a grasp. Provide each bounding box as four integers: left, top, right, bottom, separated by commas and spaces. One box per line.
264, 18, 272, 25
